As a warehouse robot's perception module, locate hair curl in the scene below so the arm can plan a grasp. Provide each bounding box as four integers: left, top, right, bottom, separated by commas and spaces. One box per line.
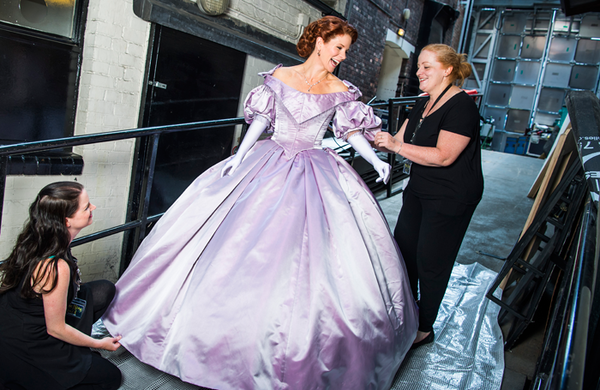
297, 16, 358, 58
422, 44, 472, 87
0, 181, 83, 298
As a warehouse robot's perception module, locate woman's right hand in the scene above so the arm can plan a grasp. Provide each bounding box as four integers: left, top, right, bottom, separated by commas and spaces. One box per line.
96, 335, 122, 351
221, 115, 270, 178
375, 132, 402, 154
221, 155, 243, 177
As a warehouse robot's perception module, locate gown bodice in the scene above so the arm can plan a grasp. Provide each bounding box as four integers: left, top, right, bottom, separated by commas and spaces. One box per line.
244, 65, 382, 159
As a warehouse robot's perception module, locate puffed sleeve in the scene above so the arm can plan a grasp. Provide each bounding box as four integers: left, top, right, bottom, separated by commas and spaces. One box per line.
243, 85, 275, 132
332, 101, 382, 142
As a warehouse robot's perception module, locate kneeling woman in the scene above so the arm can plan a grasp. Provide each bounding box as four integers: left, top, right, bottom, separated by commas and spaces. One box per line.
0, 182, 122, 390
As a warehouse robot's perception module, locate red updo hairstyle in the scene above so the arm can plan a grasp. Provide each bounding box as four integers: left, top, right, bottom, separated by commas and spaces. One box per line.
297, 16, 358, 58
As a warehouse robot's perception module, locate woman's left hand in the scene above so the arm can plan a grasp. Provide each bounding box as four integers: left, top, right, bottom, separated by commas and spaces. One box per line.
96, 335, 122, 351
373, 159, 391, 184
375, 132, 401, 154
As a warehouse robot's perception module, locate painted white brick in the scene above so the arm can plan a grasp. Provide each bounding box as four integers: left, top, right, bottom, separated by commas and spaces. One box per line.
117, 53, 137, 67
87, 73, 114, 89
126, 42, 145, 58
102, 114, 120, 128
120, 92, 140, 107
122, 68, 142, 84
93, 47, 115, 64
92, 34, 113, 50
111, 38, 128, 54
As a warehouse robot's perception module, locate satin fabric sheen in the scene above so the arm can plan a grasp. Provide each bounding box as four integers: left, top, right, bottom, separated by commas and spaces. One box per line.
103, 66, 418, 390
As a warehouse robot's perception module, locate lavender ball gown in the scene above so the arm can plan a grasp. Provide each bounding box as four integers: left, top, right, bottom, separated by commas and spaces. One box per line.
103, 66, 418, 390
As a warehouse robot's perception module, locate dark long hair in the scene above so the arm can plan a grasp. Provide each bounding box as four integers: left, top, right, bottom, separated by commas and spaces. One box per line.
0, 181, 83, 298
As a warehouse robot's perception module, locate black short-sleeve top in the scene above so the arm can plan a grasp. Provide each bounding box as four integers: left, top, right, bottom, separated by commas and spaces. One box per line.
0, 259, 91, 389
404, 91, 484, 204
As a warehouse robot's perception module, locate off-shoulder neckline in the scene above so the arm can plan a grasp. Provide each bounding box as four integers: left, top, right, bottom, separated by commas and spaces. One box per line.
261, 64, 360, 97
269, 75, 354, 96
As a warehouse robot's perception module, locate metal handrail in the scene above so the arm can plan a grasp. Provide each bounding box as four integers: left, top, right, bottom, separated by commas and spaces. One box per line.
0, 118, 244, 155
0, 117, 246, 253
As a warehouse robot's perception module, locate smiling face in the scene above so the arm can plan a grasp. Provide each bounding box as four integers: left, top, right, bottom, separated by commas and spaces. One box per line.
416, 49, 453, 95
316, 34, 353, 73
66, 188, 96, 239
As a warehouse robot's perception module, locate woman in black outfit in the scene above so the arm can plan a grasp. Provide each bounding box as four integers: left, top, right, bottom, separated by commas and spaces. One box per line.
0, 182, 122, 389
374, 44, 483, 348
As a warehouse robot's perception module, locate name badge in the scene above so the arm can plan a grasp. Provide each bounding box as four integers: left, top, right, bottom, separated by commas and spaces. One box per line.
67, 297, 87, 319
403, 160, 412, 175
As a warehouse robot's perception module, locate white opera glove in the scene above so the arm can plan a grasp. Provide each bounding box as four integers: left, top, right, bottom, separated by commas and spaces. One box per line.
221, 115, 270, 177
347, 133, 391, 184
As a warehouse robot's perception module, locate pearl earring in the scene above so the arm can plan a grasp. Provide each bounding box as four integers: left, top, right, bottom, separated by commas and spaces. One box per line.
318, 49, 321, 56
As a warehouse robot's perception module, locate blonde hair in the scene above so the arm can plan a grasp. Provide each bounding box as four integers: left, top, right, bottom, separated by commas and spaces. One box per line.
422, 44, 472, 87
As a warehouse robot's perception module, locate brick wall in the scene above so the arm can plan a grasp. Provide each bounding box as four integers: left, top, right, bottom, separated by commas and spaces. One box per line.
340, 0, 466, 99
340, 0, 424, 99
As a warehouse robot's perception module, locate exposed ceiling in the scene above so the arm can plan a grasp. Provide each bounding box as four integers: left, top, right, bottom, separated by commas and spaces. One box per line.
473, 0, 561, 8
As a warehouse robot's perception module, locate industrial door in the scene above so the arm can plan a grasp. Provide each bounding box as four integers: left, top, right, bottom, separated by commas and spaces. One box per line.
142, 25, 245, 215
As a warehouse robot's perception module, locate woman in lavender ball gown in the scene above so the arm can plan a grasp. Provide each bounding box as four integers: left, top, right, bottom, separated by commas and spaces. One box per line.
103, 16, 418, 390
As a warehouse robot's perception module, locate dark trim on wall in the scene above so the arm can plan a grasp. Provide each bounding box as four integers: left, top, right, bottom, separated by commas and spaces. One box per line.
133, 0, 303, 66
365, 0, 401, 28
302, 0, 346, 19
406, 0, 459, 94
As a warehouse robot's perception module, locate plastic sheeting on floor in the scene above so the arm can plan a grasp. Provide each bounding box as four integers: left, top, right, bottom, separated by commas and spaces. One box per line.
391, 262, 504, 390
93, 261, 504, 390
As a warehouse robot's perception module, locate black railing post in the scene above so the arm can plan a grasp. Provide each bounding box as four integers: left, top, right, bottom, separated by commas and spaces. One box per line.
386, 98, 396, 198
119, 132, 161, 274
138, 133, 160, 241
0, 156, 7, 235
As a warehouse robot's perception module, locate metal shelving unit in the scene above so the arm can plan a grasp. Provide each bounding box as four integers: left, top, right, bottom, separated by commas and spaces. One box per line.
466, 8, 600, 153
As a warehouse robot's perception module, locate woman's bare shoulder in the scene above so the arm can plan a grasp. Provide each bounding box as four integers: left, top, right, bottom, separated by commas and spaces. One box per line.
326, 75, 349, 93
32, 258, 69, 293
272, 66, 295, 82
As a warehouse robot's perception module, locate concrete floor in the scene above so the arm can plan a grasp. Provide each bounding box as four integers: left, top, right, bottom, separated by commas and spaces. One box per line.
376, 149, 546, 390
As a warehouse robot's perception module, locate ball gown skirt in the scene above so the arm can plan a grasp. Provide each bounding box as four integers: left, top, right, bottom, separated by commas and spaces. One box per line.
103, 68, 418, 390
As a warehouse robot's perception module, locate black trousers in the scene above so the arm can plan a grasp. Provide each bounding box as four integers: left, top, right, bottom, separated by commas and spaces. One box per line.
394, 190, 478, 332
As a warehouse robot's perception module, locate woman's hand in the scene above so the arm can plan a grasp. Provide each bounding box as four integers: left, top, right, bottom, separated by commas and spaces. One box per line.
96, 335, 122, 351
372, 159, 391, 184
347, 133, 391, 184
221, 155, 243, 177
374, 132, 402, 154
375, 126, 471, 167
221, 115, 270, 177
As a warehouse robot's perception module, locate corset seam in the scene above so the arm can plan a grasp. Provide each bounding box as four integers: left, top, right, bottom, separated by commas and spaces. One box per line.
272, 139, 323, 160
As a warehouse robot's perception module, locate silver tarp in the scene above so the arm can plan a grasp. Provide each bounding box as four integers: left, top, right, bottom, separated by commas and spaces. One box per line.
392, 262, 504, 390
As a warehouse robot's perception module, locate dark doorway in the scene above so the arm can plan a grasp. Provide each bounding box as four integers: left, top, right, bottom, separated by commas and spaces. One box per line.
142, 25, 246, 214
